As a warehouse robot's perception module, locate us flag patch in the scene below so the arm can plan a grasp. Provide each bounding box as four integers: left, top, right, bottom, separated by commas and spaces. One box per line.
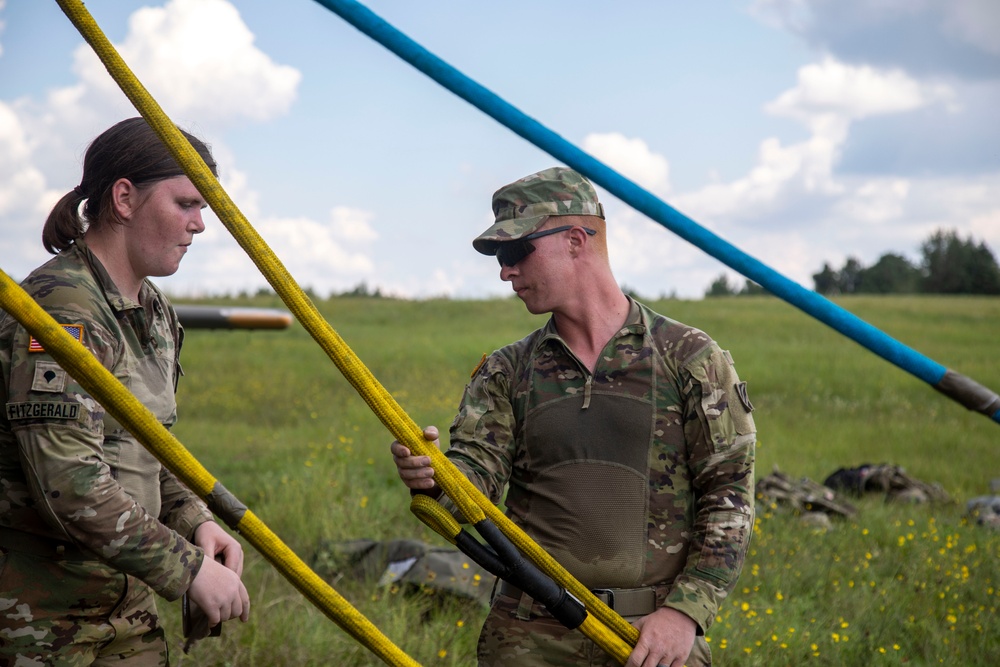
28, 324, 84, 353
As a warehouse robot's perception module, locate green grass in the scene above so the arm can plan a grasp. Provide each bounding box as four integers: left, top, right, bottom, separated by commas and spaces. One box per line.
162, 294, 1000, 665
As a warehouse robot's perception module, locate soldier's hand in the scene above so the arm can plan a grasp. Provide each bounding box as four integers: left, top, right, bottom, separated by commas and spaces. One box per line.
194, 520, 245, 576
391, 425, 440, 491
188, 555, 251, 627
627, 606, 696, 667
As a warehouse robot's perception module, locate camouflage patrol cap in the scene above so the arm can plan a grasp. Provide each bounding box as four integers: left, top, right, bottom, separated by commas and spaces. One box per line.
473, 167, 604, 255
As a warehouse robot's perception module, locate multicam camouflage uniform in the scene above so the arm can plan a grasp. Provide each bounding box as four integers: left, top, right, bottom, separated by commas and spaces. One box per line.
446, 298, 756, 667
0, 240, 212, 665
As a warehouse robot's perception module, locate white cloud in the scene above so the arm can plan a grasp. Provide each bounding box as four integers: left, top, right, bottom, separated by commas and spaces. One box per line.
737, 231, 816, 289
329, 207, 379, 243
969, 208, 1000, 250
0, 102, 52, 276
944, 0, 1000, 56
257, 213, 375, 285
72, 0, 301, 125
4, 0, 997, 306
0, 0, 302, 287
748, 0, 811, 32
582, 132, 671, 196
671, 57, 958, 225
765, 57, 956, 129
9, 0, 302, 169
0, 102, 31, 175
673, 132, 842, 224
750, 0, 1000, 80
901, 174, 1000, 254
835, 179, 910, 224
159, 207, 378, 298
579, 192, 730, 299
390, 268, 466, 299
569, 51, 998, 298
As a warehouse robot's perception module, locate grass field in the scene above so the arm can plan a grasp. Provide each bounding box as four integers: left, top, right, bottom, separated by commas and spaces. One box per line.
163, 294, 1000, 665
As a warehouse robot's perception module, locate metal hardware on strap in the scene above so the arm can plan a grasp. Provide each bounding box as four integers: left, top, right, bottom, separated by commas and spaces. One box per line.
589, 587, 657, 617
494, 581, 535, 619
0, 527, 94, 561
496, 580, 521, 599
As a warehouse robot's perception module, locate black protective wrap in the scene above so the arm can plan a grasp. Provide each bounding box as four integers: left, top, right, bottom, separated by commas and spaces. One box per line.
935, 369, 1000, 416
205, 481, 248, 529
472, 519, 587, 630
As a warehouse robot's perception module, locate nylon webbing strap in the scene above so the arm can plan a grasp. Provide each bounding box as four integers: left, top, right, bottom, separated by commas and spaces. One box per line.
0, 267, 420, 667
312, 0, 1000, 427
591, 588, 658, 618
498, 582, 658, 619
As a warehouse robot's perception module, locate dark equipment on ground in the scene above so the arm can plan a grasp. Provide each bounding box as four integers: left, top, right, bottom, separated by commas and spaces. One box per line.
312, 538, 496, 606
757, 463, 953, 531
967, 489, 1000, 530
823, 463, 951, 504
757, 467, 859, 519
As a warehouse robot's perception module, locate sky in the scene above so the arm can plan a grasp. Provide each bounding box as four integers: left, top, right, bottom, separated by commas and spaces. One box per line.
1, 0, 998, 300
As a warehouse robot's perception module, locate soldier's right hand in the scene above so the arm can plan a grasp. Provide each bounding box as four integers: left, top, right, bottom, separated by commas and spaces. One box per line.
187, 554, 251, 626
390, 425, 440, 491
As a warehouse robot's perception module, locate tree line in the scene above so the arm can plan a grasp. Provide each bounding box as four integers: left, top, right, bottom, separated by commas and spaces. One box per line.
705, 229, 1000, 297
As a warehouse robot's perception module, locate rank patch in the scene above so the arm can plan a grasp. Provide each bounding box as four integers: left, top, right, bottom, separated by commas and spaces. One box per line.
31, 360, 68, 393
28, 323, 84, 353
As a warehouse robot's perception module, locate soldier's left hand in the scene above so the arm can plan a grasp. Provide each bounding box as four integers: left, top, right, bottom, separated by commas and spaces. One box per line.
391, 425, 441, 491
627, 606, 696, 667
195, 521, 245, 577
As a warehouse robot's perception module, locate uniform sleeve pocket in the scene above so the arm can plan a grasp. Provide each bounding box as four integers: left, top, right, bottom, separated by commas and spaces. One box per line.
695, 509, 752, 586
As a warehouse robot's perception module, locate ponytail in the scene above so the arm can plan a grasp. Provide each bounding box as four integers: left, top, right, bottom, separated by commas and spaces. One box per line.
42, 188, 88, 254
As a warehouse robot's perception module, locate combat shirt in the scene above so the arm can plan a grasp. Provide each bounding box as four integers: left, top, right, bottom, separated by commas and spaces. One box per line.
0, 240, 211, 600
446, 298, 755, 633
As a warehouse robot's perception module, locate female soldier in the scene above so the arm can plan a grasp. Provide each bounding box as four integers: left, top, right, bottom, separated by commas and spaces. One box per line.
0, 117, 249, 664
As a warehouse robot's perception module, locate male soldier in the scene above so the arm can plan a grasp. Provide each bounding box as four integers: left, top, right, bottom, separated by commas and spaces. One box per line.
392, 167, 755, 667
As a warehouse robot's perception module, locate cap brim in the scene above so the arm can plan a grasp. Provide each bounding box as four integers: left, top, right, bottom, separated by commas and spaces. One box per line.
472, 215, 549, 255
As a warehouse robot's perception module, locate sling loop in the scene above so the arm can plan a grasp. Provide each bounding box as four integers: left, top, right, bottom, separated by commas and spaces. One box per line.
50, 0, 636, 661
0, 268, 420, 667
310, 0, 1000, 426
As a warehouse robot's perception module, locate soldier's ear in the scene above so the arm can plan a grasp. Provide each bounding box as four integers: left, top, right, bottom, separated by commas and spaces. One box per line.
566, 226, 588, 258
110, 178, 137, 221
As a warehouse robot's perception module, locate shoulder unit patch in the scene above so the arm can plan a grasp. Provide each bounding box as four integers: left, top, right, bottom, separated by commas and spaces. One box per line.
735, 381, 754, 413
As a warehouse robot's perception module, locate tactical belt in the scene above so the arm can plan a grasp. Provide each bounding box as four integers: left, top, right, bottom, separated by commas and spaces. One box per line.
497, 580, 660, 618
0, 526, 95, 561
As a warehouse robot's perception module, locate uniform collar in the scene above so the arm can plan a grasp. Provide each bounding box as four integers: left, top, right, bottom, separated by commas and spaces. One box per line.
74, 238, 150, 313
619, 296, 646, 335
539, 295, 648, 347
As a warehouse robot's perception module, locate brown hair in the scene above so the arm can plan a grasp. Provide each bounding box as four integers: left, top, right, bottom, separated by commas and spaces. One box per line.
42, 117, 218, 254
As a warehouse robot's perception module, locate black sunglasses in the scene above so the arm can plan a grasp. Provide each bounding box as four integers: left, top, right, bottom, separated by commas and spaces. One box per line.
495, 225, 597, 267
